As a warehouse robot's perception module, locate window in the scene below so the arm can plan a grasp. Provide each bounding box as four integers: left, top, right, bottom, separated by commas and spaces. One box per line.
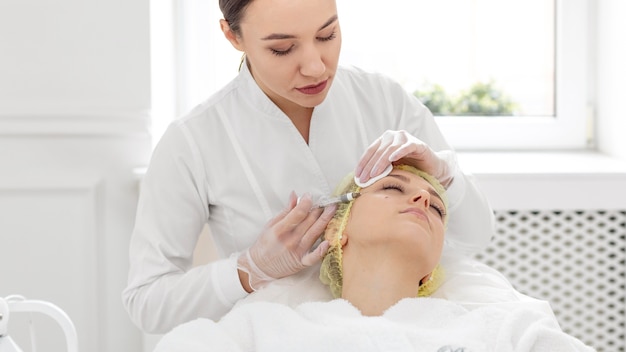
152, 0, 591, 150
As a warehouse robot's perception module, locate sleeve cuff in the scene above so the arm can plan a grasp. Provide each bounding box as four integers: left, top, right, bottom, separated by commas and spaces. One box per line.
211, 254, 249, 307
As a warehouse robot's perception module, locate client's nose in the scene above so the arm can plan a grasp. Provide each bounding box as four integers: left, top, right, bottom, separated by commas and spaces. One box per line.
412, 189, 431, 208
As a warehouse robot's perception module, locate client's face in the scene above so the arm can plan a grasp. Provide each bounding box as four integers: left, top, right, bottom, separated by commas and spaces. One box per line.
344, 169, 446, 269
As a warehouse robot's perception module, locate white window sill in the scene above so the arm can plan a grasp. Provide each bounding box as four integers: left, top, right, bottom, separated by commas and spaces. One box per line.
457, 151, 626, 210
134, 151, 626, 211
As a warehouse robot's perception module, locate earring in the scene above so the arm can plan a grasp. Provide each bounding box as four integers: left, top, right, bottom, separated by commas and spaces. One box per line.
238, 53, 246, 72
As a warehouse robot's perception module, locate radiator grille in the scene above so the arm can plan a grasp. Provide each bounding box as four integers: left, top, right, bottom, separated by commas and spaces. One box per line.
474, 210, 626, 352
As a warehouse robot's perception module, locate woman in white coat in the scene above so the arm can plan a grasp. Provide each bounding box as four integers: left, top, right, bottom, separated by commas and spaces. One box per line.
122, 0, 497, 334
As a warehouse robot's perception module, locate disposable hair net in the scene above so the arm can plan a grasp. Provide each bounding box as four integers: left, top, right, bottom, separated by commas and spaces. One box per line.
319, 164, 448, 299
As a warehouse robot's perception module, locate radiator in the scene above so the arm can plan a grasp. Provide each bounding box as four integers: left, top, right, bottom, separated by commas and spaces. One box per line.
474, 209, 626, 352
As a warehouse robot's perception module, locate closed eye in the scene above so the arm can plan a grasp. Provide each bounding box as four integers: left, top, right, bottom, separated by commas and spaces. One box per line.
270, 31, 336, 57
430, 203, 446, 219
317, 31, 336, 42
270, 45, 294, 57
381, 183, 405, 192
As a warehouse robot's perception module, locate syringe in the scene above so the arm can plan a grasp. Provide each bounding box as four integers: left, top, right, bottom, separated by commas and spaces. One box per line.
314, 192, 361, 208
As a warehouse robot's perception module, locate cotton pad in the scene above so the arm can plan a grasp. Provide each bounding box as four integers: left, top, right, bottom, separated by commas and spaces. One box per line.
354, 164, 393, 188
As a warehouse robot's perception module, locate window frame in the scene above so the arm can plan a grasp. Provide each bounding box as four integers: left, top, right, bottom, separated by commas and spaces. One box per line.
153, 0, 592, 151
435, 0, 591, 150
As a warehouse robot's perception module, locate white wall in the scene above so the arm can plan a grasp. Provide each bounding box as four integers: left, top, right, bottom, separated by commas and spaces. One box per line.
596, 0, 626, 159
0, 1, 624, 351
0, 0, 150, 351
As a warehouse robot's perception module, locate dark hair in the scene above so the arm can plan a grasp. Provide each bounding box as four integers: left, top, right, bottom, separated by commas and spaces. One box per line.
219, 0, 254, 36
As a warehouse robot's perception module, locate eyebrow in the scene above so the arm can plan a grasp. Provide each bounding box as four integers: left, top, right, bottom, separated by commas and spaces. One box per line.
387, 174, 445, 205
261, 14, 338, 41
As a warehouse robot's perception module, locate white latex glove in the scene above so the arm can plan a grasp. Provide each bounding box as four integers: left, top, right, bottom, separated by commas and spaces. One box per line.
355, 130, 454, 188
237, 192, 335, 291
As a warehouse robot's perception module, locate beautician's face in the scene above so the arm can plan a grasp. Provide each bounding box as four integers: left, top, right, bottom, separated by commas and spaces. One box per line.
234, 0, 341, 113
345, 169, 447, 268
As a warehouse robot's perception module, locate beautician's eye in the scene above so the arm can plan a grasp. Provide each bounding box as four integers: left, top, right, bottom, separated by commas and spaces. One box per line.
381, 183, 404, 192
317, 32, 336, 42
270, 45, 294, 57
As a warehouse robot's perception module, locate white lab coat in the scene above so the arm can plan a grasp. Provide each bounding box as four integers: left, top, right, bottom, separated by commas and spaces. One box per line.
122, 63, 496, 333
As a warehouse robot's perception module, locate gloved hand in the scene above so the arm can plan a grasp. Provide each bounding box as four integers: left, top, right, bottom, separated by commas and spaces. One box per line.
237, 192, 335, 291
355, 130, 455, 188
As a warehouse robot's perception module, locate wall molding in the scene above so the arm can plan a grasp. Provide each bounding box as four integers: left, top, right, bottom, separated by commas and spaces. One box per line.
0, 112, 150, 138
0, 176, 104, 351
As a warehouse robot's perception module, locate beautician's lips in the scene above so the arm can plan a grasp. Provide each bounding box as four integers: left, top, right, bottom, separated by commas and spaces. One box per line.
296, 79, 328, 95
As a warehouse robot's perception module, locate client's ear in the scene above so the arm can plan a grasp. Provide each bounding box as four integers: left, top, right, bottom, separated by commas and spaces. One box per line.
419, 273, 432, 286
339, 232, 348, 246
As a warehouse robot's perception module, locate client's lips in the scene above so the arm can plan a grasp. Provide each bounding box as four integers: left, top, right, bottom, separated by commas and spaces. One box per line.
296, 80, 328, 95
401, 208, 428, 221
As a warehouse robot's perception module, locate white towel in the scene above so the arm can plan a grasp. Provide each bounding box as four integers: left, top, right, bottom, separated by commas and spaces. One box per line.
154, 298, 596, 352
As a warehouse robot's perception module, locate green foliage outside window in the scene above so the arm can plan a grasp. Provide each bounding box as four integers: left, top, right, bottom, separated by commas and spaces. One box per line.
413, 80, 518, 116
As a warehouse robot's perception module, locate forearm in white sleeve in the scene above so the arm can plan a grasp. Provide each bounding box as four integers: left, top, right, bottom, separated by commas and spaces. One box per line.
123, 255, 248, 334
